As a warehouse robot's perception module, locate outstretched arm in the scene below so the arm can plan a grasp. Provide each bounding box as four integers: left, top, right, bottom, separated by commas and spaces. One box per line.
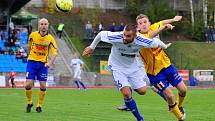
162, 15, 182, 25
82, 32, 102, 57
150, 24, 174, 38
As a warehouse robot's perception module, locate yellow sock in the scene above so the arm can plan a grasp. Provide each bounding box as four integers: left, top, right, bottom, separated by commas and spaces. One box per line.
169, 103, 183, 120
178, 94, 186, 108
37, 89, 46, 107
26, 89, 32, 104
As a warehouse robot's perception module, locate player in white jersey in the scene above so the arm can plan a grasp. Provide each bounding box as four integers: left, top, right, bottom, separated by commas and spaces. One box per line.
83, 24, 171, 121
70, 53, 87, 91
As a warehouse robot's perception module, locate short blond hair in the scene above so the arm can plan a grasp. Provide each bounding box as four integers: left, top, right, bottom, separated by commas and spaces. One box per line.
136, 14, 149, 22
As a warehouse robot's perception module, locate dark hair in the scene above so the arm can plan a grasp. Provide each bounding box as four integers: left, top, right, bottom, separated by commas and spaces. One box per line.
124, 24, 137, 34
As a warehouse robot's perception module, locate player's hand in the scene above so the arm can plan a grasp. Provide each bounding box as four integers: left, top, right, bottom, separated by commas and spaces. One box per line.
82, 46, 93, 57
166, 43, 172, 48
45, 62, 51, 68
173, 16, 182, 22
165, 24, 175, 30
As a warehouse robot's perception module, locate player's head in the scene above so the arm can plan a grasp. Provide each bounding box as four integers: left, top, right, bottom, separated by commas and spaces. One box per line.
123, 24, 137, 44
73, 52, 79, 59
136, 14, 151, 34
38, 18, 49, 33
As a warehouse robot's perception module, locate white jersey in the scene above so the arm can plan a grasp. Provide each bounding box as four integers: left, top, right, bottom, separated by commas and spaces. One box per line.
71, 58, 84, 79
71, 59, 83, 70
90, 31, 167, 71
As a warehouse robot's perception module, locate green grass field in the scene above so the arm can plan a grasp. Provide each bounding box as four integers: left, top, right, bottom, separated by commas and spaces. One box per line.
0, 88, 215, 121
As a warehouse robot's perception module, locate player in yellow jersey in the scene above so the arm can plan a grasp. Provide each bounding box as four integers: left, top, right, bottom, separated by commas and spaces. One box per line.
136, 14, 187, 121
25, 18, 58, 113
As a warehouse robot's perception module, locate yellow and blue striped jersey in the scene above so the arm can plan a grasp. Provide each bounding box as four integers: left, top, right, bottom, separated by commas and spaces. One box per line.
139, 21, 171, 76
28, 31, 57, 63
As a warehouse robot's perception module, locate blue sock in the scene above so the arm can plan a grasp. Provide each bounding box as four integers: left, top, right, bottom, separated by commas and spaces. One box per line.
79, 80, 87, 89
74, 80, 80, 88
124, 97, 143, 121
156, 90, 167, 101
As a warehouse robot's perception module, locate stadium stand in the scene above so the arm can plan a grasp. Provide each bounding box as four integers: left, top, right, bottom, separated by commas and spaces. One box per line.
0, 31, 28, 72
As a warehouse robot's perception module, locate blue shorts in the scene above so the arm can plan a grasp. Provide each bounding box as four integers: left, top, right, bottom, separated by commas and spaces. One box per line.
147, 65, 182, 92
26, 60, 48, 81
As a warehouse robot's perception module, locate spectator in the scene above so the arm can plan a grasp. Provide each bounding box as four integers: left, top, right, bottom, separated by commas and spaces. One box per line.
85, 21, 93, 39
4, 47, 8, 55
8, 47, 14, 55
15, 40, 20, 47
0, 47, 3, 54
98, 22, 104, 32
118, 23, 125, 31
212, 26, 215, 42
9, 21, 15, 33
109, 22, 116, 32
57, 23, 64, 39
9, 69, 16, 88
8, 32, 15, 47
15, 50, 21, 59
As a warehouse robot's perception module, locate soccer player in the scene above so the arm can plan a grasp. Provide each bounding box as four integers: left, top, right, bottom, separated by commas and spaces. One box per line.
83, 24, 171, 121
136, 14, 187, 121
70, 52, 87, 91
25, 18, 58, 113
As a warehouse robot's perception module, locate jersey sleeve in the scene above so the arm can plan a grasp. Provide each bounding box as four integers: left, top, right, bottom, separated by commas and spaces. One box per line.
135, 34, 167, 49
89, 31, 123, 49
28, 32, 34, 52
50, 36, 58, 56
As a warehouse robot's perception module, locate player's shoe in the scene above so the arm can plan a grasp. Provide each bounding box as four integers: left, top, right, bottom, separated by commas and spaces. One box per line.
26, 103, 33, 113
117, 105, 131, 111
36, 107, 42, 113
179, 107, 186, 119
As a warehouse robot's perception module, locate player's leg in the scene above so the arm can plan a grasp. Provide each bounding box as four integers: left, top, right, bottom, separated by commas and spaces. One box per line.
113, 70, 143, 121
73, 71, 80, 90
25, 60, 36, 113
25, 79, 34, 113
162, 87, 183, 120
175, 81, 187, 118
150, 85, 166, 101
77, 71, 87, 90
36, 63, 48, 113
11, 78, 15, 88
117, 87, 132, 111
167, 65, 187, 118
36, 81, 46, 113
121, 87, 143, 121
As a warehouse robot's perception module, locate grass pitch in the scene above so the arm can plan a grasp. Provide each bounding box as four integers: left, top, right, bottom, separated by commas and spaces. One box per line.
0, 88, 214, 121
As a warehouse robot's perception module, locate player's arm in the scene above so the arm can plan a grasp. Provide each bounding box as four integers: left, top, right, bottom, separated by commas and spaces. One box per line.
82, 32, 102, 57
137, 35, 171, 49
162, 15, 182, 25
149, 24, 174, 38
45, 38, 58, 68
83, 31, 113, 57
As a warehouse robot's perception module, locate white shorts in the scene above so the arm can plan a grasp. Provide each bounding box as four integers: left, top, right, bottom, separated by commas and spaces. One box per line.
111, 67, 148, 90
73, 69, 81, 79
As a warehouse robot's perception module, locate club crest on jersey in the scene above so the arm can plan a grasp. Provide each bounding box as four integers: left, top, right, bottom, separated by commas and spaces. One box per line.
45, 41, 49, 45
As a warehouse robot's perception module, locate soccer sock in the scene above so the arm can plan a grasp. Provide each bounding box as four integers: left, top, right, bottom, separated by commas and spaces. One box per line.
74, 80, 80, 89
79, 80, 87, 89
156, 90, 167, 101
25, 88, 32, 104
178, 93, 186, 108
124, 97, 143, 121
37, 88, 46, 107
169, 102, 183, 120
